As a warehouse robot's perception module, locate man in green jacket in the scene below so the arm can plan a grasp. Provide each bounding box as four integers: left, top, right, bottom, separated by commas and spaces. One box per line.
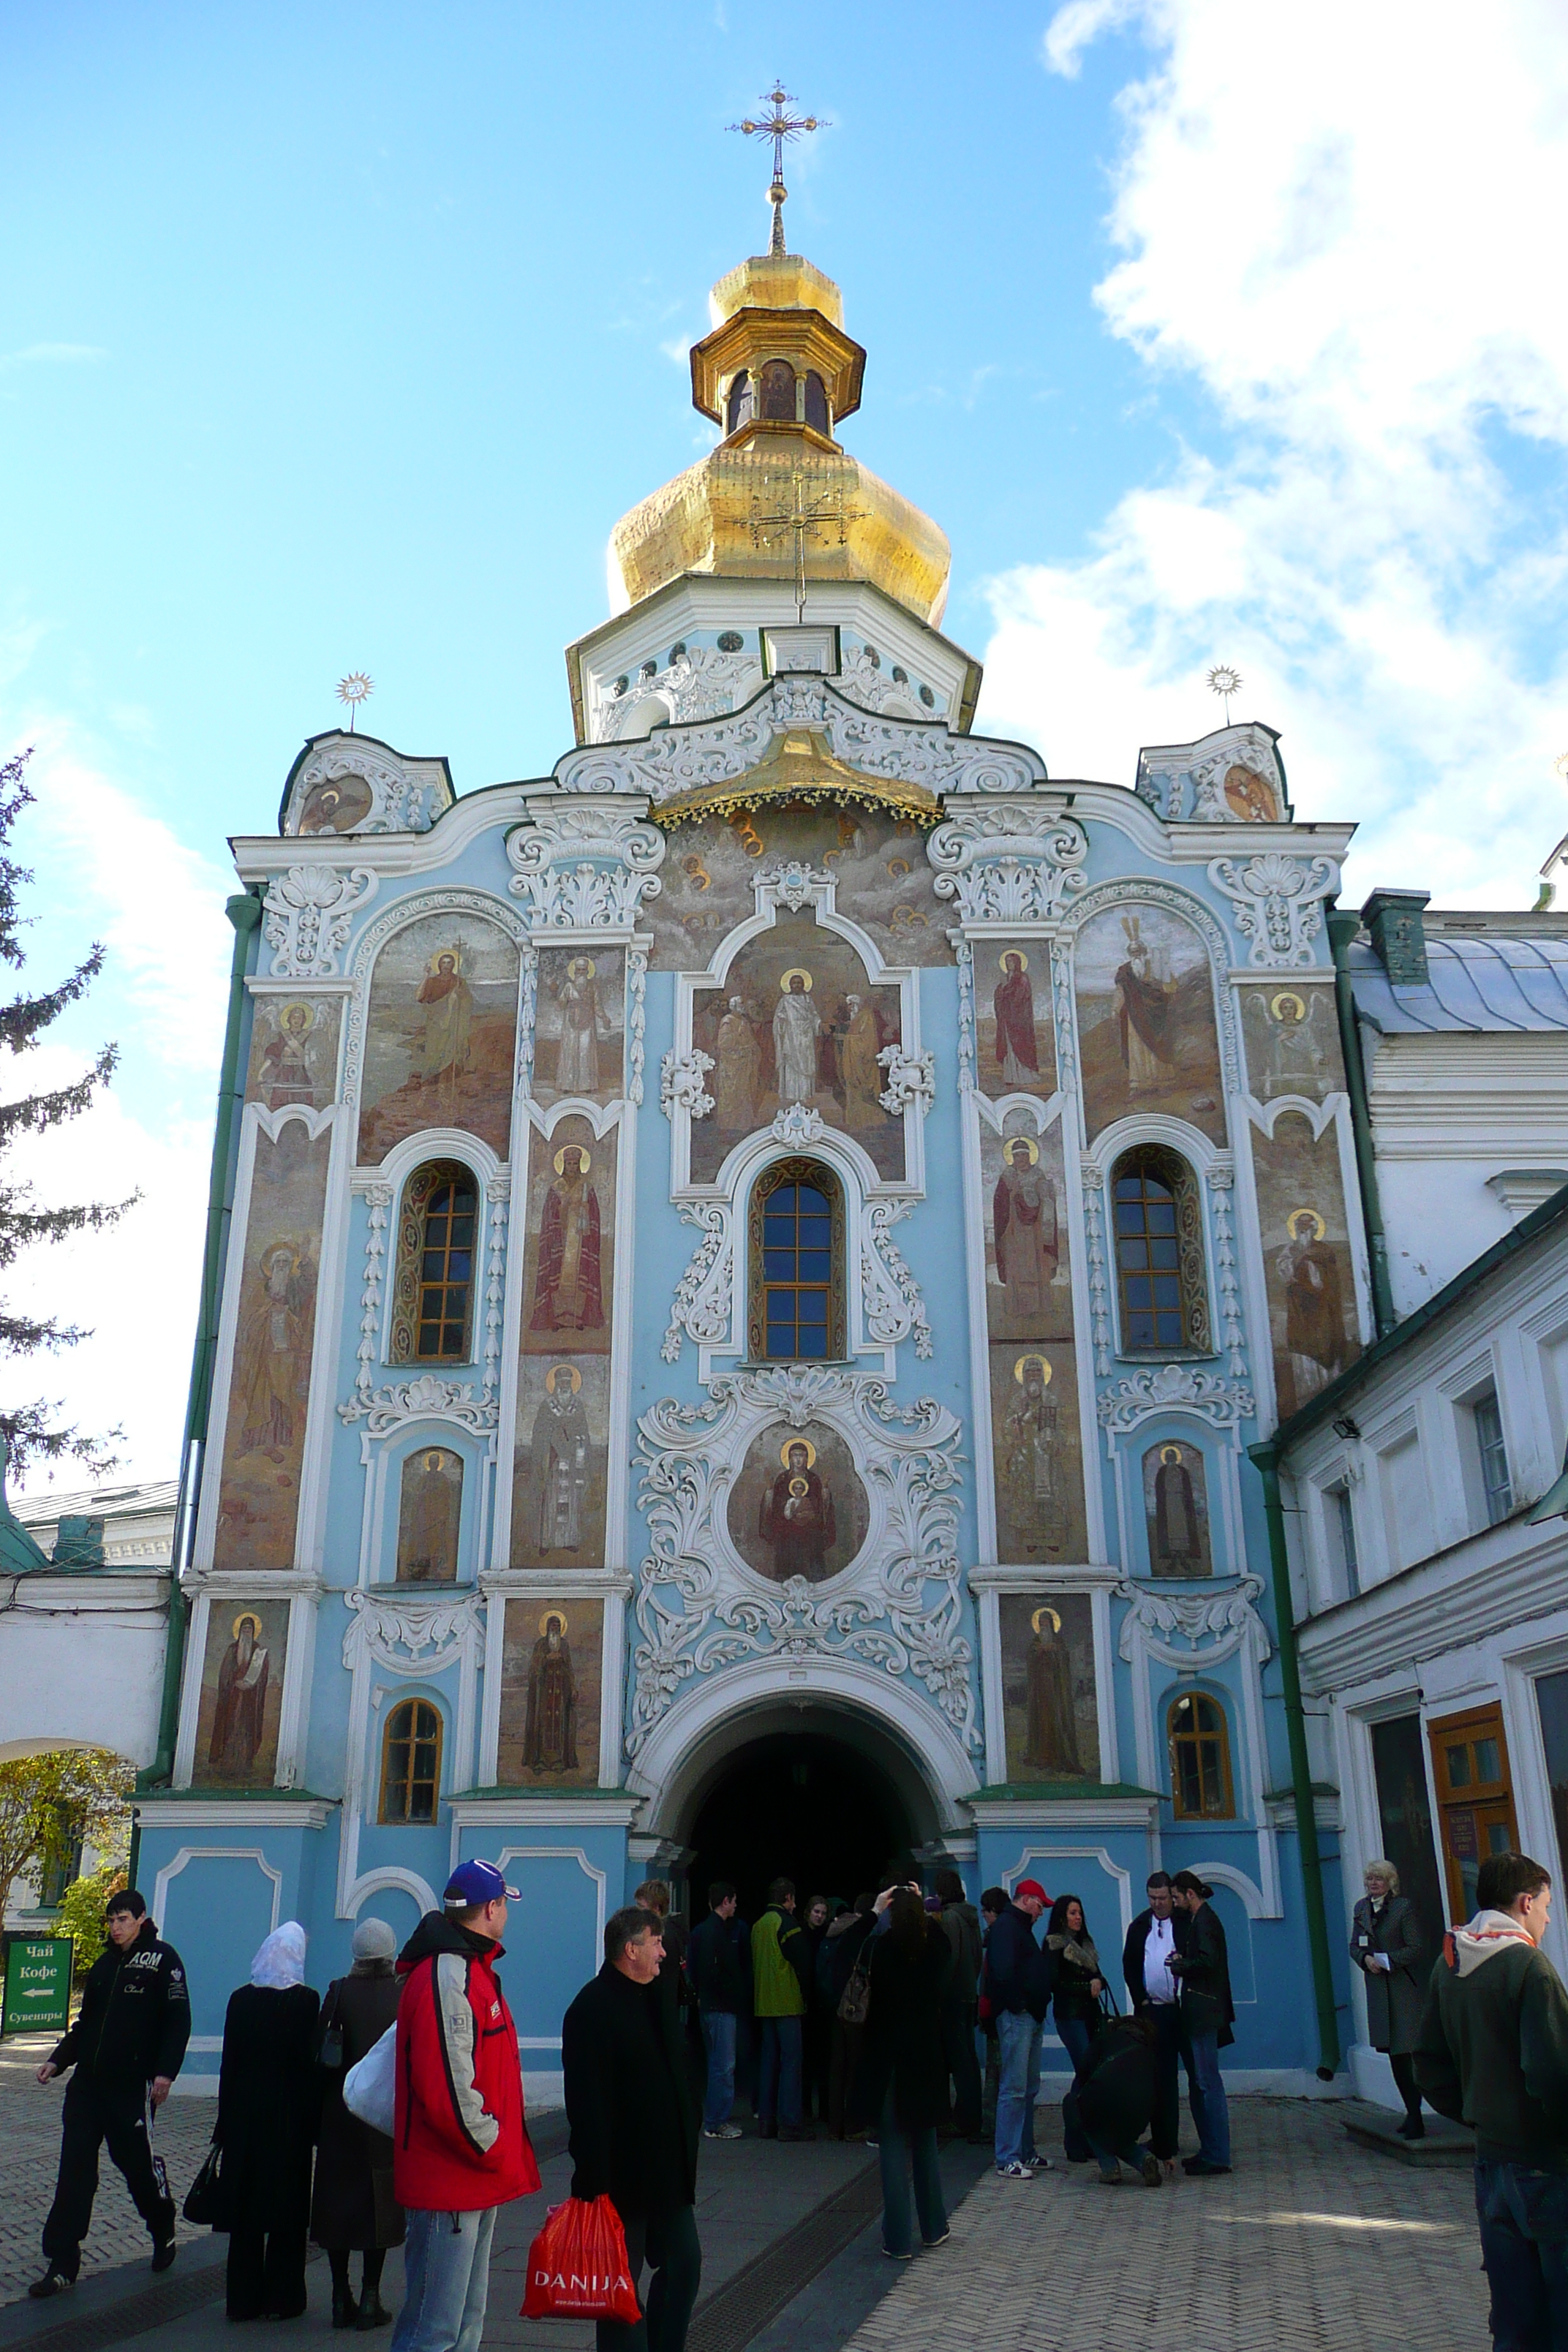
1414, 1851, 1568, 2348
751, 1878, 810, 2140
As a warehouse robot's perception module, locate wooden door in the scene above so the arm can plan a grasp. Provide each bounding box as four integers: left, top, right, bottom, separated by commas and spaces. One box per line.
1428, 1703, 1519, 1922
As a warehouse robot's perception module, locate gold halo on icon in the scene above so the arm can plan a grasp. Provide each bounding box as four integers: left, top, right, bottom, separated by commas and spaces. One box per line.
1287, 1206, 1326, 1241
778, 968, 813, 992
554, 1144, 592, 1177
567, 956, 596, 981
886, 856, 912, 878
423, 1449, 448, 1474
1270, 990, 1306, 1022
538, 1607, 569, 1637
231, 1610, 263, 1641
1030, 1605, 1061, 1635
279, 1000, 315, 1033
780, 1436, 816, 1469
788, 1476, 809, 1500
998, 948, 1029, 972
424, 946, 463, 976
1013, 1353, 1052, 1386
544, 1363, 583, 1395
1003, 1134, 1040, 1165
1159, 1444, 1184, 1466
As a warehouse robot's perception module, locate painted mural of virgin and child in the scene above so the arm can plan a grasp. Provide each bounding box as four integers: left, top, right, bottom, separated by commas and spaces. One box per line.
760, 1439, 837, 1581
728, 1422, 867, 1585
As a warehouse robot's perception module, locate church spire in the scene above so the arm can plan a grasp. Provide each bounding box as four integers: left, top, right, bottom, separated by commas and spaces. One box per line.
729, 84, 823, 257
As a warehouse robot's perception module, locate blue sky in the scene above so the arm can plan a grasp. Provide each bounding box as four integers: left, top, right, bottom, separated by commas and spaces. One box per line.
4, 1, 1567, 1485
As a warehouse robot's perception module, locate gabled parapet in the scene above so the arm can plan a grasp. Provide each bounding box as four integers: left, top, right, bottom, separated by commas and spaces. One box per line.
278, 731, 455, 838
1136, 722, 1290, 824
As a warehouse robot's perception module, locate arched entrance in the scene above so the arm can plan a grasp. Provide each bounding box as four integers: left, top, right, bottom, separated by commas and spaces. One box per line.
687, 1727, 916, 1923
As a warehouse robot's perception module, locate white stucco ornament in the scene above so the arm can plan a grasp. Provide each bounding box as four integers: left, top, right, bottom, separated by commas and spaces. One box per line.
1207, 851, 1338, 968
506, 804, 666, 929
262, 864, 378, 978
660, 1047, 715, 1122
927, 804, 1088, 924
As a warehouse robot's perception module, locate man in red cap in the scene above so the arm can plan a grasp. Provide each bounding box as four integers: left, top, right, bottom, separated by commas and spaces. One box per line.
987, 1879, 1053, 2179
393, 1860, 540, 2352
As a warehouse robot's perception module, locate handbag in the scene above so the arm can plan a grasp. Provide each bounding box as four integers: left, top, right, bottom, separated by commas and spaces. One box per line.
342, 2019, 398, 2138
837, 1946, 872, 2027
522, 2195, 641, 2323
183, 2137, 227, 2227
317, 1984, 345, 2073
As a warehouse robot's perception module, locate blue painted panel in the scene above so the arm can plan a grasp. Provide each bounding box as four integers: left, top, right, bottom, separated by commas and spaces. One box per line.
1207, 1884, 1256, 2005
495, 1852, 605, 2048
157, 1852, 280, 2041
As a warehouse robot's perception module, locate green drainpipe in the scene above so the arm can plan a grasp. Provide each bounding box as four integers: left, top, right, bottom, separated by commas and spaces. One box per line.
140, 892, 263, 1792
1327, 906, 1395, 1340
1254, 1445, 1340, 2078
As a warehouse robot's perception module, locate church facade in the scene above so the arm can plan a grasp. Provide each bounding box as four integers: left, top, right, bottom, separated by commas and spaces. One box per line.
135, 229, 1365, 2095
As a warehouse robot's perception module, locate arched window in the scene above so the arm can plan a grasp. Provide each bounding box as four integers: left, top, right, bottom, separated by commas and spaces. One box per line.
759, 359, 796, 421
803, 370, 830, 434
390, 1161, 478, 1364
725, 369, 753, 434
747, 1158, 846, 1362
1167, 1692, 1234, 1820
380, 1697, 442, 1823
1111, 1145, 1210, 1354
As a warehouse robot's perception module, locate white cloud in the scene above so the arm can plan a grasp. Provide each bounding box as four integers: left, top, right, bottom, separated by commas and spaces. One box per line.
981, 0, 1568, 905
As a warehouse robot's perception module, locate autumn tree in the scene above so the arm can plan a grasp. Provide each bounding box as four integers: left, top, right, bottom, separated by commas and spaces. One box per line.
0, 1746, 133, 1926
0, 746, 137, 1475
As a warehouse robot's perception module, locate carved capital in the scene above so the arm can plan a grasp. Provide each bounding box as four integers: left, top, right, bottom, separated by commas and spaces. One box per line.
262, 865, 377, 978
1207, 851, 1337, 968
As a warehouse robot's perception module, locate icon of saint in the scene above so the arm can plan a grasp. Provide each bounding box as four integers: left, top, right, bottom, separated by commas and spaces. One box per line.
773, 972, 820, 1107
1277, 1208, 1349, 1414
257, 1003, 320, 1109
529, 1145, 603, 1332
237, 1241, 315, 1455
840, 992, 888, 1128
1263, 992, 1324, 1100
993, 951, 1039, 1086
1114, 916, 1177, 1096
297, 773, 373, 834
523, 1610, 578, 1772
993, 1139, 1060, 1322
1150, 1442, 1207, 1575
1004, 1357, 1068, 1550
396, 1448, 462, 1582
209, 1612, 270, 1774
554, 957, 607, 1095
715, 996, 762, 1129
760, 1438, 836, 1582
418, 950, 474, 1098
1023, 1605, 1082, 1775
532, 1368, 592, 1552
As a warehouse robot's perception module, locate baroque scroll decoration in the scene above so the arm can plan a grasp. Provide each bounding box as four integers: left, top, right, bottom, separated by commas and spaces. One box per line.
263, 865, 378, 979
927, 805, 1089, 924
863, 1199, 933, 1359
661, 1202, 732, 1363
283, 742, 451, 836
660, 1047, 715, 1122
1116, 1575, 1270, 1667
342, 1586, 485, 1673
876, 1044, 935, 1117
630, 1366, 973, 1752
1096, 1362, 1256, 1436
505, 803, 667, 930
1207, 852, 1338, 969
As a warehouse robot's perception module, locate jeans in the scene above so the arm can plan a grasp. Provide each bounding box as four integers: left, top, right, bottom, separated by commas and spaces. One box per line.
391, 2206, 497, 2352
1183, 2029, 1231, 2168
1146, 2004, 1181, 2160
941, 2002, 982, 2135
1474, 2159, 1568, 2350
758, 2016, 803, 2130
1055, 2014, 1097, 2165
993, 2009, 1041, 2168
701, 2011, 736, 2130
877, 2088, 947, 2257
597, 2204, 702, 2352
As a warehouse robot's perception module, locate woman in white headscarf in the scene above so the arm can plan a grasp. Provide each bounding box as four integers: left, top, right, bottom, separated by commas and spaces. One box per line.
311, 1918, 405, 2329
214, 1921, 319, 2321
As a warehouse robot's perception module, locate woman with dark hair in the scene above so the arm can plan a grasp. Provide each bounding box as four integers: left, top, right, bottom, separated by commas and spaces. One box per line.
1046, 1893, 1106, 2164
215, 1923, 320, 2321
1169, 1871, 1235, 2176
851, 1886, 954, 2260
820, 1893, 877, 2138
311, 1919, 404, 2329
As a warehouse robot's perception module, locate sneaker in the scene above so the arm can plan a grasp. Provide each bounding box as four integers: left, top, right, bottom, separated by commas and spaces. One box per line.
28, 2272, 75, 2301
881, 2246, 915, 2261
1025, 2152, 1052, 2171
995, 2160, 1034, 2179
704, 2123, 743, 2140
921, 2229, 952, 2250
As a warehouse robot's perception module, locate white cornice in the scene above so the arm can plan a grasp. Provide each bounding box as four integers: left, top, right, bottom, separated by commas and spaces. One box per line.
1297, 1525, 1568, 1691
133, 1800, 337, 1830
447, 1795, 641, 1828
968, 1795, 1159, 1828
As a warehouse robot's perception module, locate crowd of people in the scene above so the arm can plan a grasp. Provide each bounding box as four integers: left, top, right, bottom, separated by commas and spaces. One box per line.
25, 1845, 1568, 2352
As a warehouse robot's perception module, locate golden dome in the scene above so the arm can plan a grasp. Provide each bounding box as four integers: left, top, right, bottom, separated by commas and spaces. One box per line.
606, 244, 951, 628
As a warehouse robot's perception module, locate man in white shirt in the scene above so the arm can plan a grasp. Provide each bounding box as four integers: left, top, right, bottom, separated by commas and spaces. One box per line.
1122, 1871, 1181, 2179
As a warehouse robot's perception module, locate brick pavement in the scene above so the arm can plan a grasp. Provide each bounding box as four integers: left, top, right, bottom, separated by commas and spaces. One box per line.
0, 2034, 216, 2307
845, 2100, 1493, 2352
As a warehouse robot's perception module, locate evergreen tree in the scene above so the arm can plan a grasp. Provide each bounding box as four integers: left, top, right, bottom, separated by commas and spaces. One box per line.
0, 747, 137, 1476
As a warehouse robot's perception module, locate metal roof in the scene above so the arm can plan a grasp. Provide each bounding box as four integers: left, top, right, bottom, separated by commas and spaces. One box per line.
1350, 934, 1568, 1034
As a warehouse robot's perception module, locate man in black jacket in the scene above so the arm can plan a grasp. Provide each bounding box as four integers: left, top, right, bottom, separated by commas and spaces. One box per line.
986, 1877, 1052, 2179
30, 1888, 190, 2299
563, 1905, 702, 2352
1122, 1870, 1181, 2176
934, 1870, 984, 2141
1169, 1870, 1235, 2176
685, 1882, 746, 2141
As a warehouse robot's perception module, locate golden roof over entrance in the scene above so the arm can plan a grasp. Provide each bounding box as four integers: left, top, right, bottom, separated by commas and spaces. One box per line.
648, 727, 943, 832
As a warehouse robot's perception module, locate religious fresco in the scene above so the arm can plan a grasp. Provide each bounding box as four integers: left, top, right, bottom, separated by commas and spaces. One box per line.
519, 1117, 616, 1357
981, 1117, 1074, 1346
532, 946, 625, 1107
395, 1446, 464, 1583
1239, 984, 1342, 1104
647, 804, 951, 970
1142, 1439, 1213, 1578
510, 1358, 611, 1569
297, 772, 374, 834
1252, 1109, 1360, 1418
212, 1123, 331, 1572
497, 1597, 603, 1786
727, 1422, 869, 1585
244, 997, 341, 1112
990, 1342, 1089, 1564
998, 1591, 1099, 1783
356, 913, 519, 1164
1074, 904, 1226, 1145
691, 914, 905, 1182
192, 1598, 290, 1787
975, 943, 1056, 1101
1212, 761, 1280, 822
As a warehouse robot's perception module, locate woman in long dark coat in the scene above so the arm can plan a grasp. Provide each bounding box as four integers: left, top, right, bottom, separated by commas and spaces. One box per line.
216, 1921, 320, 2321
1350, 1858, 1429, 2138
312, 1918, 404, 2328
851, 1887, 954, 2260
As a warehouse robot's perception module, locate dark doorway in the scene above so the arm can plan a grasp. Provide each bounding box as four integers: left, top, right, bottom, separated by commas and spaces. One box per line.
686, 1731, 916, 1927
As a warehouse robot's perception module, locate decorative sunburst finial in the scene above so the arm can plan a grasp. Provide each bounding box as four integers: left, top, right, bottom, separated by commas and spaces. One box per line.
1555, 750, 1568, 785
1207, 663, 1243, 725
336, 672, 374, 733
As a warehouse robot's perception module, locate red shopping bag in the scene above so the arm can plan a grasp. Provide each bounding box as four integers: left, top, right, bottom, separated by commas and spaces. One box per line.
521, 2195, 641, 2323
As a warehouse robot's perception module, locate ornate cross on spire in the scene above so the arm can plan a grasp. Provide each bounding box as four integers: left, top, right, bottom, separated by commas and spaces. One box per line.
729, 83, 825, 255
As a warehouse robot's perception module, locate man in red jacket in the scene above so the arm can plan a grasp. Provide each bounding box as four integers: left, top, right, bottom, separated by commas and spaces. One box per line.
392, 1861, 540, 2352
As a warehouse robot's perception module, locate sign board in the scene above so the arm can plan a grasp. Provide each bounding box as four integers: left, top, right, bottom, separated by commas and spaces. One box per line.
2, 1937, 73, 2038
